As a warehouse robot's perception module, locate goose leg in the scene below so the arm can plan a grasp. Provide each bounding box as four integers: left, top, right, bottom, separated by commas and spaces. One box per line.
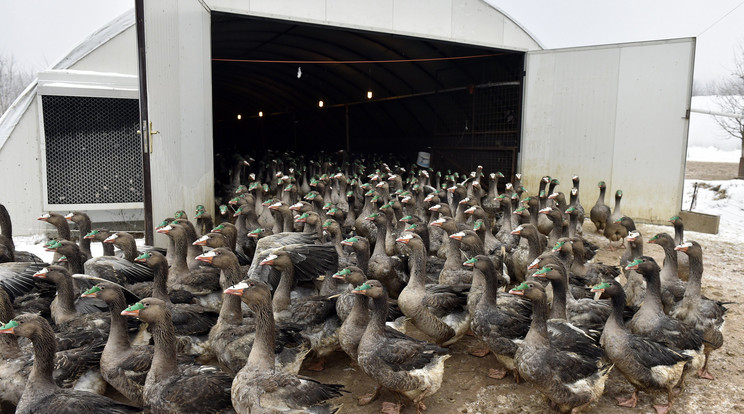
488, 368, 507, 379
469, 347, 490, 357
380, 400, 403, 414
698, 353, 715, 380
357, 384, 381, 406
616, 390, 638, 407
653, 389, 675, 414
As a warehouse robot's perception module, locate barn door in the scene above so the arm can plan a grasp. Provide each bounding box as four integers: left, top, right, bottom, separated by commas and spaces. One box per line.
139, 0, 214, 246
521, 38, 695, 222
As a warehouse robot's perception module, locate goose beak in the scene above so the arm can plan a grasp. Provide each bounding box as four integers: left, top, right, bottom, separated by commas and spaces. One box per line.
224, 287, 243, 296
196, 252, 215, 264
103, 234, 118, 244
193, 235, 209, 246
33, 268, 48, 278
0, 322, 16, 334
120, 309, 139, 317
674, 245, 688, 252
527, 258, 540, 270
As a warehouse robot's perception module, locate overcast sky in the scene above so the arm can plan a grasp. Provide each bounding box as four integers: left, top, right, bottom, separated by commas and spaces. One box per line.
1, 0, 743, 85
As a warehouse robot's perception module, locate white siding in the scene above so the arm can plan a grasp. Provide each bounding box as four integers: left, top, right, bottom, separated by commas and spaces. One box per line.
0, 100, 46, 235
0, 24, 139, 236
67, 26, 138, 75
144, 0, 213, 247
206, 0, 542, 51
521, 38, 695, 223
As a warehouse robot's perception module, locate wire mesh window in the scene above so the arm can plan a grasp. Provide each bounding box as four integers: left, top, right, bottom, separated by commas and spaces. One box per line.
41, 95, 143, 205
428, 83, 521, 178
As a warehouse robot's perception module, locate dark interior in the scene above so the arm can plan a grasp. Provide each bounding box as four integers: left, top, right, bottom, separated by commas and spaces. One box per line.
211, 12, 525, 175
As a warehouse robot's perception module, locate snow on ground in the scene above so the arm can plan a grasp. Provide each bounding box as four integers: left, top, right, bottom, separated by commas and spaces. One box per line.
687, 146, 740, 162
680, 178, 744, 243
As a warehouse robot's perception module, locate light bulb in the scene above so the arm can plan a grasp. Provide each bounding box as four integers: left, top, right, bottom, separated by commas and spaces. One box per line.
237, 114, 242, 120
367, 91, 373, 99
318, 100, 324, 108
258, 111, 263, 117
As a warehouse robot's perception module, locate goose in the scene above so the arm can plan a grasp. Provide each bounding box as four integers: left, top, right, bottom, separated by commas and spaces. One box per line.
365, 212, 405, 298
133, 251, 218, 337
625, 256, 705, 387
0, 203, 44, 262
591, 280, 690, 414
83, 229, 115, 257
195, 248, 310, 375
80, 281, 152, 406
64, 212, 93, 260
0, 314, 140, 413
0, 288, 106, 405
589, 181, 611, 233
669, 215, 691, 281
354, 279, 450, 414
510, 281, 611, 414
467, 254, 531, 379
396, 232, 470, 346
224, 279, 345, 413
672, 241, 727, 380
257, 248, 340, 371
121, 298, 234, 413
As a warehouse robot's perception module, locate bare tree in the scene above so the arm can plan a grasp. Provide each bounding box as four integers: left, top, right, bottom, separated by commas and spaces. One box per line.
0, 53, 34, 117
714, 44, 744, 178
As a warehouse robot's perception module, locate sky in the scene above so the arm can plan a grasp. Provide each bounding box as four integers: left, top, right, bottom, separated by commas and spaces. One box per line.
1, 0, 743, 84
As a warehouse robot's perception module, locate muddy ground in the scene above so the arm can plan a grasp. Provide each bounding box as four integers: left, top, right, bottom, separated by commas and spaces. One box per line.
4, 163, 741, 414
305, 162, 744, 414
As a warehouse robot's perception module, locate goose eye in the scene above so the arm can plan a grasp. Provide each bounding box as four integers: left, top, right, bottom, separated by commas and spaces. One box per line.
144, 302, 149, 307
99, 285, 105, 290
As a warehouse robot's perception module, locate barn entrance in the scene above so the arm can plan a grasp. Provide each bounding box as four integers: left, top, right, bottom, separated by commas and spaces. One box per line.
210, 12, 525, 177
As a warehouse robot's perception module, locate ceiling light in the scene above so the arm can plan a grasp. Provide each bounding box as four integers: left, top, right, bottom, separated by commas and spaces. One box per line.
367, 91, 373, 99
237, 114, 242, 120
318, 100, 324, 108
258, 111, 263, 117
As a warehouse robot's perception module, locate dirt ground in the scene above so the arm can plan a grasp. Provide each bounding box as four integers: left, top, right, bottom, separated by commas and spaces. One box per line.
685, 161, 739, 180
304, 162, 744, 414
4, 163, 740, 414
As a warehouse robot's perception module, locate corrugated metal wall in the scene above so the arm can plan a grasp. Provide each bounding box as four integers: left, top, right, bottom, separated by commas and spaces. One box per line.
521, 38, 694, 223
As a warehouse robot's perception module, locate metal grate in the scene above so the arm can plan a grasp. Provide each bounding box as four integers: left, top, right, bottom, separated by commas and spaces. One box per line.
41, 95, 143, 205
429, 83, 521, 178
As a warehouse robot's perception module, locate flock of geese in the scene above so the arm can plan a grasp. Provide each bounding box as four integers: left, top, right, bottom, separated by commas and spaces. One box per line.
0, 153, 729, 414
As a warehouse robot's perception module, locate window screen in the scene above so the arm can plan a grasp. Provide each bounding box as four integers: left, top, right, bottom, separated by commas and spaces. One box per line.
41, 95, 143, 205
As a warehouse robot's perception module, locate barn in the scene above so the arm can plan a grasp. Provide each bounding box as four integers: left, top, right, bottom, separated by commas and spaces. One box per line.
0, 0, 694, 243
